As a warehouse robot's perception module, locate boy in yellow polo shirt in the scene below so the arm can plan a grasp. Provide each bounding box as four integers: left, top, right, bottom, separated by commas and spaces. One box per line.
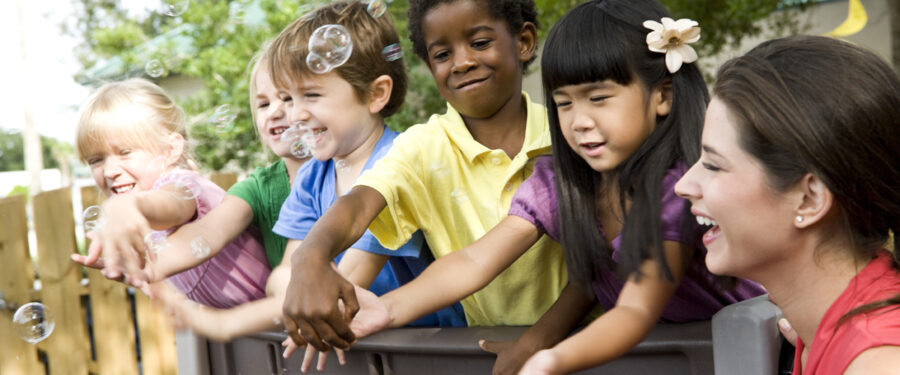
281, 0, 567, 351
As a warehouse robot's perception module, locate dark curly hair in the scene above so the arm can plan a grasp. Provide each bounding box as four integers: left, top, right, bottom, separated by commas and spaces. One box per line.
408, 0, 539, 68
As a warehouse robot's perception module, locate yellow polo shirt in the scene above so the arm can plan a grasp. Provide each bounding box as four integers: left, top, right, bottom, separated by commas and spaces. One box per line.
355, 93, 567, 326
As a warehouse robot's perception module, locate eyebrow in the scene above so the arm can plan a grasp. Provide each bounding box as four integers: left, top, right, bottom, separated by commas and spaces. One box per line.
702, 144, 723, 157
551, 81, 615, 96
426, 25, 495, 53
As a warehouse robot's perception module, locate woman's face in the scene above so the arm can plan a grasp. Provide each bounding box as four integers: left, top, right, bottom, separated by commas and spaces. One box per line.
675, 98, 798, 279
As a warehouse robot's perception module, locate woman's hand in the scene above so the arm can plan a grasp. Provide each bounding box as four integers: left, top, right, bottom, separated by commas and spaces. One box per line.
518, 349, 563, 375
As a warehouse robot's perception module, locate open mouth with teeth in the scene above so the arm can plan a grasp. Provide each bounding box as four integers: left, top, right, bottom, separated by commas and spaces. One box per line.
270, 126, 288, 137
111, 183, 136, 195
695, 215, 721, 246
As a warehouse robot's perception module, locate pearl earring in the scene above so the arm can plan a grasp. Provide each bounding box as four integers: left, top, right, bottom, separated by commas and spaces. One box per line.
795, 216, 803, 223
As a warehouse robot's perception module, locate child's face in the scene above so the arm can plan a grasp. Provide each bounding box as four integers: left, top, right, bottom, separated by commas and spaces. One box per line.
421, 0, 532, 119
281, 72, 379, 161
254, 68, 295, 160
86, 139, 170, 197
552, 80, 667, 173
674, 98, 797, 279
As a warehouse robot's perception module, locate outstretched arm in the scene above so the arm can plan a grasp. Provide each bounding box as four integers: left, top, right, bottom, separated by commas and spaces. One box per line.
519, 241, 691, 374
377, 215, 540, 328
283, 185, 387, 350
82, 183, 197, 283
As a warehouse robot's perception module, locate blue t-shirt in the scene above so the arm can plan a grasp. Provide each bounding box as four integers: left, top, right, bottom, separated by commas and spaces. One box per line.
274, 127, 466, 327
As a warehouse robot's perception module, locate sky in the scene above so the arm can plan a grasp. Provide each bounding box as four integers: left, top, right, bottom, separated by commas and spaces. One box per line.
0, 0, 90, 145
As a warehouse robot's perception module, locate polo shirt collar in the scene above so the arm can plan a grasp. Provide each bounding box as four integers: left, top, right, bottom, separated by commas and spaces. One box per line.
441, 92, 551, 163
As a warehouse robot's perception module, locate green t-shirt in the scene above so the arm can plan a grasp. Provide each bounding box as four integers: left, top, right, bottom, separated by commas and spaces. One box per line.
228, 159, 292, 268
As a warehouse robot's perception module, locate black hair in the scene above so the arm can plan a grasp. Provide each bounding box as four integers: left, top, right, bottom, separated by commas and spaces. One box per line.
408, 0, 538, 68
542, 0, 709, 289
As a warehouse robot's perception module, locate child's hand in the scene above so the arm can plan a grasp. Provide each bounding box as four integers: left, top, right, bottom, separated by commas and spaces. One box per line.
73, 231, 156, 289
151, 282, 223, 338
282, 260, 360, 351
778, 318, 798, 347
479, 338, 540, 375
518, 349, 563, 375
92, 195, 153, 282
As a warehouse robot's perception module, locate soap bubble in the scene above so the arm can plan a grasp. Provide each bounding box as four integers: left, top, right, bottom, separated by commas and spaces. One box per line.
13, 303, 55, 344
173, 177, 202, 201
282, 126, 312, 159
190, 236, 211, 258
382, 43, 402, 62
210, 104, 237, 133
306, 24, 353, 74
450, 188, 468, 204
366, 0, 387, 18
145, 60, 165, 78
335, 160, 349, 170
159, 0, 190, 17
83, 205, 103, 232
144, 231, 170, 254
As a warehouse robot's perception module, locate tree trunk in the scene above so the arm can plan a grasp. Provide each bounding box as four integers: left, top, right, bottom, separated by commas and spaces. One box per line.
890, 0, 900, 73
16, 0, 42, 195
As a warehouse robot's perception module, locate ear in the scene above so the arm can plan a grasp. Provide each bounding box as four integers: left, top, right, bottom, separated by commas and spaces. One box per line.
516, 21, 538, 64
367, 75, 394, 114
793, 173, 833, 229
652, 79, 673, 117
165, 132, 185, 167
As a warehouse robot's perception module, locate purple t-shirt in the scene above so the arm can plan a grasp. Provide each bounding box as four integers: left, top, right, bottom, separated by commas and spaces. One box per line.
153, 169, 270, 309
509, 157, 764, 322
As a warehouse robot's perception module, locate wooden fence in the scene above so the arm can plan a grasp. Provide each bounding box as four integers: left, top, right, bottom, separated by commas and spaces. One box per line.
0, 171, 236, 375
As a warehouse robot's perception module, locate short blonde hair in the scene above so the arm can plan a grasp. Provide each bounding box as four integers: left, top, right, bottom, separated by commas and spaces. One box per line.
247, 42, 272, 129
76, 78, 194, 168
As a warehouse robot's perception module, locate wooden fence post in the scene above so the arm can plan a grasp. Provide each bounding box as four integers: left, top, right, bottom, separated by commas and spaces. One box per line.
81, 186, 140, 375
32, 188, 91, 375
208, 172, 237, 191
0, 195, 45, 375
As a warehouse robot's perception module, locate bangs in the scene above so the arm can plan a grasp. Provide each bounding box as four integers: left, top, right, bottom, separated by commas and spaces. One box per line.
541, 9, 636, 92
77, 103, 168, 161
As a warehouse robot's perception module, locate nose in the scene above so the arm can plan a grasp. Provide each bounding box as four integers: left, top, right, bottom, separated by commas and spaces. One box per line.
451, 49, 477, 74
268, 99, 286, 122
287, 101, 310, 124
674, 162, 701, 200
569, 106, 596, 133
103, 156, 123, 180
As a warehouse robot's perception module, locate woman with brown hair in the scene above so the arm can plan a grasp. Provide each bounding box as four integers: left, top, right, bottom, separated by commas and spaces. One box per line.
675, 35, 900, 374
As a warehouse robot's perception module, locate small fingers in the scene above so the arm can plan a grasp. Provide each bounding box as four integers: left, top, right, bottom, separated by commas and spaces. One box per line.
316, 349, 328, 371
301, 344, 316, 373
336, 348, 346, 366
284, 319, 308, 349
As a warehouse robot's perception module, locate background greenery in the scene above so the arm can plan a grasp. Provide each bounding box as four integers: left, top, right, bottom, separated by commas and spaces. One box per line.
62, 0, 806, 172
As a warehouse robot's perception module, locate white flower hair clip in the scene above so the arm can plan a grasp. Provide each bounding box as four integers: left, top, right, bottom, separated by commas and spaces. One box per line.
643, 17, 701, 73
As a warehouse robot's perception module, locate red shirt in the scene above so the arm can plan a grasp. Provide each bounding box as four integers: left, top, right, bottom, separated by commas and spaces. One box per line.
793, 251, 900, 374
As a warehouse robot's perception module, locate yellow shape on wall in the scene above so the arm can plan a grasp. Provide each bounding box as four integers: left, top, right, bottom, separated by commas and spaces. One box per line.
825, 0, 868, 37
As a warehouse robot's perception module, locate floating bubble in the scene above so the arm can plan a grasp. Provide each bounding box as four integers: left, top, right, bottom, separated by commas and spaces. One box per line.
83, 205, 103, 232
305, 53, 331, 75
210, 104, 237, 133
160, 0, 190, 17
173, 177, 202, 201
13, 303, 55, 344
281, 126, 312, 159
307, 24, 353, 74
144, 231, 170, 254
382, 43, 402, 62
145, 60, 165, 78
335, 160, 349, 170
190, 236, 211, 258
366, 0, 387, 18
428, 162, 450, 178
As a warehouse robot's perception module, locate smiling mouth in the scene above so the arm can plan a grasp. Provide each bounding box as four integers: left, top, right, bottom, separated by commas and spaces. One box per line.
111, 183, 136, 195
455, 77, 488, 90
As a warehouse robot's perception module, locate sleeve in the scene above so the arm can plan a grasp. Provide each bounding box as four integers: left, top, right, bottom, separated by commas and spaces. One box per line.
508, 156, 558, 242
354, 129, 429, 250
227, 169, 262, 226
272, 162, 320, 240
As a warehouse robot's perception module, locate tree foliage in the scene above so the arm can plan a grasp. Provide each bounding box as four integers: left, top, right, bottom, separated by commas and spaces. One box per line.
66, 0, 801, 172
0, 128, 70, 172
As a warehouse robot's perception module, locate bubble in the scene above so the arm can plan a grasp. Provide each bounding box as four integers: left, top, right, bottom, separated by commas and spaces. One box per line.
366, 0, 387, 18
160, 0, 190, 17
428, 162, 450, 178
173, 176, 202, 201
307, 24, 353, 74
13, 303, 55, 344
145, 60, 165, 78
335, 160, 349, 170
83, 205, 103, 232
382, 43, 402, 62
190, 236, 211, 258
144, 231, 170, 254
210, 104, 237, 133
281, 126, 312, 159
